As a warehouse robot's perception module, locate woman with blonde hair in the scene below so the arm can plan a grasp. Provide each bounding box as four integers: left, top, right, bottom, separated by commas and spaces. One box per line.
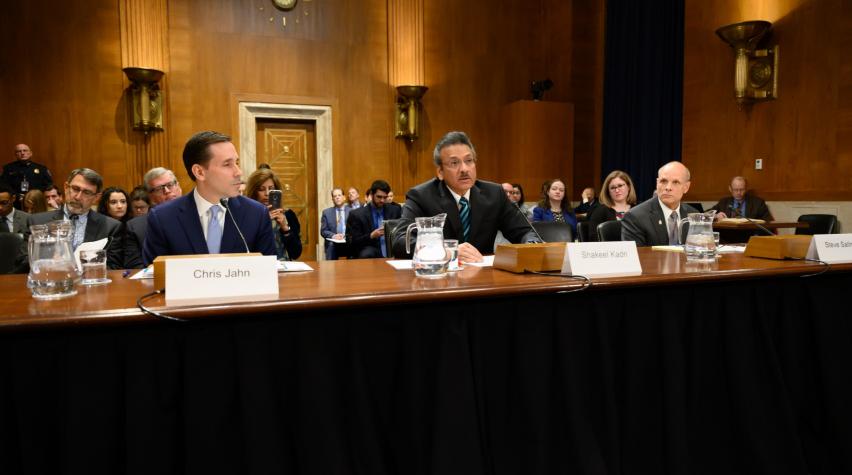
245, 168, 302, 260
24, 189, 48, 214
587, 170, 637, 240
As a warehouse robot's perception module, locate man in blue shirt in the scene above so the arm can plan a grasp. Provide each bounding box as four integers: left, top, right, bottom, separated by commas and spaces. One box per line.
710, 176, 773, 221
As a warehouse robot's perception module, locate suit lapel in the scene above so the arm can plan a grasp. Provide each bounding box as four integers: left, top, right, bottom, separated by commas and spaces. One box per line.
13, 212, 27, 233
650, 200, 669, 245
468, 183, 485, 241
439, 181, 462, 240
84, 211, 101, 242
179, 194, 208, 254
221, 197, 243, 253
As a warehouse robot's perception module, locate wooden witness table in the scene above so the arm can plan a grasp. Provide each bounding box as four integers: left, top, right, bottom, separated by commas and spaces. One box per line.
1, 248, 851, 474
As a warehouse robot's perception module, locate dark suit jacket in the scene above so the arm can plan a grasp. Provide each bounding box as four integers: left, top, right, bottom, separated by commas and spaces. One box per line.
124, 215, 147, 269
709, 194, 773, 221
142, 192, 277, 266
621, 197, 699, 246
7, 209, 30, 233
391, 178, 538, 257
320, 205, 350, 259
346, 203, 401, 258
27, 208, 124, 269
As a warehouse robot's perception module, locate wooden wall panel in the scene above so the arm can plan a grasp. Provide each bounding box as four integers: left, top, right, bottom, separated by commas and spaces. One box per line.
0, 0, 129, 191
683, 0, 852, 201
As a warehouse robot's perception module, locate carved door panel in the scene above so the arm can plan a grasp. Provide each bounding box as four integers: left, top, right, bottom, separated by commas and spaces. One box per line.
256, 119, 317, 261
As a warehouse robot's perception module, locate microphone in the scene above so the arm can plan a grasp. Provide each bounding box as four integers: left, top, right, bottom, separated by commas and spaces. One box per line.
219, 197, 250, 253
727, 202, 775, 236
512, 201, 545, 243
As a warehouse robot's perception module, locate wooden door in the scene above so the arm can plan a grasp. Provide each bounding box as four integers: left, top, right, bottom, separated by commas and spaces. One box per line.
256, 119, 317, 261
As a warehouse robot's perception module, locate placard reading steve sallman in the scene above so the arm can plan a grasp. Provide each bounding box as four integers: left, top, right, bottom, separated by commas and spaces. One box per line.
561, 241, 642, 278
165, 255, 279, 305
806, 234, 852, 264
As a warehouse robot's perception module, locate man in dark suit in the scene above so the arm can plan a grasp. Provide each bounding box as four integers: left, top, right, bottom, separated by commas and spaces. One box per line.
390, 131, 538, 262
346, 180, 401, 258
319, 187, 350, 260
709, 176, 773, 220
622, 161, 699, 246
124, 167, 183, 268
142, 131, 276, 266
0, 183, 29, 233
26, 168, 123, 268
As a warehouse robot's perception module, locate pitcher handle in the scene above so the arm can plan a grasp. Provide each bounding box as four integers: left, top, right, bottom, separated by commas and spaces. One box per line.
405, 222, 417, 255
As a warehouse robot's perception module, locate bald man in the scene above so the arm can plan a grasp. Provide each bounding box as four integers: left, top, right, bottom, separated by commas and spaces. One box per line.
1, 144, 53, 207
709, 176, 773, 221
621, 161, 699, 246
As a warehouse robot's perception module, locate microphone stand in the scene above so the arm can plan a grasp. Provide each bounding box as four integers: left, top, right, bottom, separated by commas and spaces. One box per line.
220, 198, 251, 253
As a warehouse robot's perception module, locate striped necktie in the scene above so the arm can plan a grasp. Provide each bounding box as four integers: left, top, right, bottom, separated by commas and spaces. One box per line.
459, 197, 470, 243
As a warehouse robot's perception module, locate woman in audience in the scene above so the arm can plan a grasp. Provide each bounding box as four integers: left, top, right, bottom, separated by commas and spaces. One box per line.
97, 187, 130, 223
129, 186, 150, 218
587, 170, 637, 240
532, 178, 577, 234
509, 183, 534, 218
23, 189, 48, 214
245, 168, 302, 261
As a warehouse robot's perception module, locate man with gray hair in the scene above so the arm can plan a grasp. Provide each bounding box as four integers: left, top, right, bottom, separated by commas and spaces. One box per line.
124, 167, 184, 268
391, 131, 538, 262
621, 161, 699, 246
709, 176, 773, 221
26, 168, 123, 269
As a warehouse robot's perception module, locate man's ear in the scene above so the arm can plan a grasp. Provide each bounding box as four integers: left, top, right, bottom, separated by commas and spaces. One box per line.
436, 166, 444, 181
192, 164, 205, 182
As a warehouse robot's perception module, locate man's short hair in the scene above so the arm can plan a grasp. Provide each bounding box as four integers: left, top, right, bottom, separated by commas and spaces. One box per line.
43, 184, 60, 195
129, 185, 149, 204
66, 168, 104, 193
182, 131, 231, 181
143, 167, 176, 190
331, 188, 343, 198
369, 180, 391, 195
433, 131, 477, 167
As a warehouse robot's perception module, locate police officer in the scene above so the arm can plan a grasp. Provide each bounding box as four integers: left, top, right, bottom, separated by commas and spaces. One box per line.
1, 144, 53, 208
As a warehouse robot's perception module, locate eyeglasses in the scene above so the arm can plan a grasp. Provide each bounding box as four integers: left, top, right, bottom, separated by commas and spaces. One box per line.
149, 180, 178, 194
0, 200, 11, 206
442, 157, 477, 170
609, 183, 627, 192
67, 184, 97, 198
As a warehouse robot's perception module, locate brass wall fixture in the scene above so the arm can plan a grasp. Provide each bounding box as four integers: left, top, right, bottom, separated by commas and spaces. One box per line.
395, 85, 428, 143
716, 21, 779, 108
123, 67, 165, 134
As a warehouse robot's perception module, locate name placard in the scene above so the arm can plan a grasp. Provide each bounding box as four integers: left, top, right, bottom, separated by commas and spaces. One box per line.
806, 234, 852, 264
561, 241, 642, 278
165, 255, 279, 305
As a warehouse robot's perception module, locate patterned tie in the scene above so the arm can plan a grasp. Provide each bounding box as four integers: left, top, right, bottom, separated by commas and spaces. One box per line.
207, 206, 223, 254
69, 214, 83, 250
668, 211, 679, 245
336, 208, 344, 234
459, 197, 470, 243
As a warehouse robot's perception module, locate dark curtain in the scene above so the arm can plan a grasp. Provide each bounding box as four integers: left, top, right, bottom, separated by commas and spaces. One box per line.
601, 0, 685, 201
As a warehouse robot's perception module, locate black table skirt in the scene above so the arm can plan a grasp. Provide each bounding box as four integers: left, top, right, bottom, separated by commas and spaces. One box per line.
1, 272, 851, 475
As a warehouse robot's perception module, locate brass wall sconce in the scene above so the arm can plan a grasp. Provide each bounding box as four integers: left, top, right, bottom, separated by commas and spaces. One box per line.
395, 85, 428, 143
716, 21, 779, 108
123, 67, 165, 134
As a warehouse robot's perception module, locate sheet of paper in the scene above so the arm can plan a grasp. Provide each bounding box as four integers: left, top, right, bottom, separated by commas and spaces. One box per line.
277, 261, 314, 272
74, 238, 109, 270
129, 266, 154, 280
717, 245, 746, 253
386, 259, 413, 270
329, 238, 346, 244
466, 255, 495, 267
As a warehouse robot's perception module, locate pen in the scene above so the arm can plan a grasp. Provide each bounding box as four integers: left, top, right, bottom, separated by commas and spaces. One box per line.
122, 269, 132, 278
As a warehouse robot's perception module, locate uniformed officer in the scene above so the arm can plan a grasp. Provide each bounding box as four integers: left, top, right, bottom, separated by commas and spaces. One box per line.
1, 144, 53, 208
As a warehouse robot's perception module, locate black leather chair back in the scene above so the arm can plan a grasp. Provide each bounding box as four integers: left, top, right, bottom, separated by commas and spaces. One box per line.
0, 232, 25, 274
596, 220, 622, 242
795, 214, 837, 235
576, 221, 592, 242
383, 219, 403, 257
531, 222, 573, 243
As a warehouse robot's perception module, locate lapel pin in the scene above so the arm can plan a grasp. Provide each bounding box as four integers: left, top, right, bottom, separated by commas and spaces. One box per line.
658, 220, 662, 225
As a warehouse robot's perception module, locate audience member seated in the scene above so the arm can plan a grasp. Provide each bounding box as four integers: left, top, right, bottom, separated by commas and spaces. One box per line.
26, 168, 123, 269
533, 178, 578, 235
320, 188, 350, 260
346, 180, 401, 258
129, 186, 150, 218
509, 183, 533, 219
587, 170, 637, 241
142, 131, 276, 265
98, 187, 130, 223
23, 189, 48, 214
1, 183, 29, 233
124, 167, 183, 268
391, 131, 538, 262
346, 186, 362, 209
573, 186, 599, 217
386, 190, 395, 204
621, 161, 698, 246
709, 176, 773, 220
43, 184, 63, 210
1, 144, 53, 208
245, 168, 302, 261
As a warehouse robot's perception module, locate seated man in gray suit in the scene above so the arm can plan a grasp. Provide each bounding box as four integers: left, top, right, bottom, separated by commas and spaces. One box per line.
391, 131, 539, 263
124, 167, 183, 268
621, 161, 699, 246
0, 183, 29, 233
27, 168, 123, 268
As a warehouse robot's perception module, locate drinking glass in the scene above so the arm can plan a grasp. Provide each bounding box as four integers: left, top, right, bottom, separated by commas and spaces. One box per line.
80, 249, 111, 285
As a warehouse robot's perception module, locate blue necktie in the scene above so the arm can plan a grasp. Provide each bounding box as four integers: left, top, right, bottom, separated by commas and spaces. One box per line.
207, 206, 223, 254
459, 197, 470, 243
374, 208, 386, 257
336, 209, 344, 234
